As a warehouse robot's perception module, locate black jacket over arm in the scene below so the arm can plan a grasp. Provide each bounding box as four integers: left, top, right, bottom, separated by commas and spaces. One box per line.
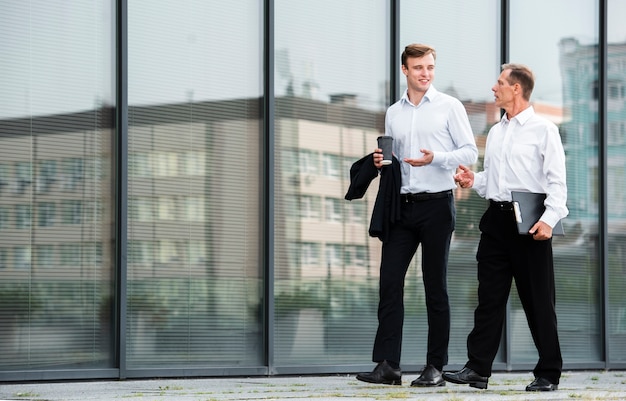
344, 153, 401, 243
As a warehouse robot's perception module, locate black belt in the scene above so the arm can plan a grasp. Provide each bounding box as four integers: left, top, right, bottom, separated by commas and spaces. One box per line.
489, 200, 514, 211
401, 190, 451, 203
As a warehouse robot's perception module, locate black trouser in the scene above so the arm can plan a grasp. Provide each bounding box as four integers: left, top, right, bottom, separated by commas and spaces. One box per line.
465, 203, 562, 384
372, 191, 454, 370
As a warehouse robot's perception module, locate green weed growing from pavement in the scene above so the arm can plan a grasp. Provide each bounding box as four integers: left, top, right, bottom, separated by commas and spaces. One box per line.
15, 393, 39, 398
375, 391, 410, 399
496, 378, 527, 386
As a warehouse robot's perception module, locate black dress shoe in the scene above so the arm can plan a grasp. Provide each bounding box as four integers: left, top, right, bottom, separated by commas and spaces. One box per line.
442, 367, 489, 389
411, 365, 445, 387
526, 377, 558, 391
356, 360, 402, 385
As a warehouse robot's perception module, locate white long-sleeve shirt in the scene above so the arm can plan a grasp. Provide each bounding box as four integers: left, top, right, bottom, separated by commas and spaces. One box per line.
385, 86, 478, 194
473, 106, 569, 228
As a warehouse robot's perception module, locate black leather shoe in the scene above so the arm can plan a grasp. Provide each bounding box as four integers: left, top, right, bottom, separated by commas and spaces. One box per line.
356, 361, 402, 385
526, 377, 558, 391
442, 367, 489, 389
411, 365, 445, 387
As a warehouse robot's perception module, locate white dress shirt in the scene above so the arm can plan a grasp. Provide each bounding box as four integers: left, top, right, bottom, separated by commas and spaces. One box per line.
385, 86, 478, 194
473, 106, 569, 227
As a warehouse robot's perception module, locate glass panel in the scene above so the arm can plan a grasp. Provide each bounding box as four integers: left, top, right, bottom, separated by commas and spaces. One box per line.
400, 0, 500, 366
509, 0, 601, 363
0, 0, 116, 371
607, 0, 626, 363
127, 0, 263, 368
274, 0, 389, 365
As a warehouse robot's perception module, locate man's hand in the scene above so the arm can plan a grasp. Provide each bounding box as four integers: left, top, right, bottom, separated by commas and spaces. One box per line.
373, 148, 384, 168
454, 164, 474, 188
529, 221, 552, 241
403, 148, 433, 166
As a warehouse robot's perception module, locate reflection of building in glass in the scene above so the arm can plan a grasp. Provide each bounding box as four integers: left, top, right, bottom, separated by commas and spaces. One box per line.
273, 95, 499, 282
0, 109, 115, 368
559, 38, 626, 228
0, 88, 575, 368
0, 109, 114, 273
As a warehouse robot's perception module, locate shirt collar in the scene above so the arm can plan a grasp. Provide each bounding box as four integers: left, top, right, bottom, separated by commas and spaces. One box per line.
401, 85, 438, 106
502, 105, 535, 126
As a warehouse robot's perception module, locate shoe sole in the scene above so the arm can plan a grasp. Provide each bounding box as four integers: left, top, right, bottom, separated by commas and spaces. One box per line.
356, 375, 402, 386
410, 381, 446, 387
443, 376, 488, 389
526, 385, 558, 391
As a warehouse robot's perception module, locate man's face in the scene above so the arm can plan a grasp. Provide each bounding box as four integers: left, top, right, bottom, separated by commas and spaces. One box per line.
492, 69, 516, 109
401, 53, 435, 93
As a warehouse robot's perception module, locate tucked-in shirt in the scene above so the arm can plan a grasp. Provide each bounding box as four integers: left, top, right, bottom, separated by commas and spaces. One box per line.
473, 106, 569, 227
385, 86, 478, 194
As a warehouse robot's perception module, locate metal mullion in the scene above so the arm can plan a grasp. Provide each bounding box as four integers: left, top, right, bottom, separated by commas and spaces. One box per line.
116, 0, 129, 379
264, 0, 275, 376
598, 0, 609, 369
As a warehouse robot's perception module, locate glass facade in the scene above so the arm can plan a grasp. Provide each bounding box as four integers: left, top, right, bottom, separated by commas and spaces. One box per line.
126, 0, 263, 369
399, 0, 501, 368
0, 0, 116, 374
607, 0, 626, 364
273, 0, 389, 368
1, 0, 624, 381
509, 0, 602, 364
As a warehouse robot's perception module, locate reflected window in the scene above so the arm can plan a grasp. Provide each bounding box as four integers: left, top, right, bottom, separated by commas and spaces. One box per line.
0, 207, 9, 230
129, 241, 154, 264
0, 163, 8, 194
184, 197, 204, 222
608, 167, 626, 217
300, 242, 320, 266
154, 152, 178, 177
157, 196, 177, 221
282, 149, 299, 173
61, 200, 82, 225
130, 152, 152, 178
16, 204, 31, 229
188, 241, 207, 264
60, 243, 81, 266
157, 240, 181, 265
300, 195, 321, 220
132, 198, 154, 222
345, 245, 366, 267
299, 150, 319, 175
324, 197, 342, 223
346, 201, 365, 224
322, 154, 340, 178
37, 202, 56, 227
325, 243, 342, 267
36, 245, 55, 267
0, 248, 7, 269
183, 151, 205, 176
15, 161, 31, 195
61, 158, 84, 191
36, 160, 56, 193
13, 246, 31, 269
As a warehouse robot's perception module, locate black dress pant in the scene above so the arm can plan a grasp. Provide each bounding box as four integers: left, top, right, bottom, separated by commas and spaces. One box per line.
372, 192, 455, 370
465, 204, 562, 384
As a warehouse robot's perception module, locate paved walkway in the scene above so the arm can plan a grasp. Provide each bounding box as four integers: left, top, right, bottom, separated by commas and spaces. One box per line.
1, 370, 625, 400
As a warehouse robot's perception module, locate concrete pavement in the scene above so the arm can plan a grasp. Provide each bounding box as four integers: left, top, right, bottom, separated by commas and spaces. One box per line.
1, 370, 626, 400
